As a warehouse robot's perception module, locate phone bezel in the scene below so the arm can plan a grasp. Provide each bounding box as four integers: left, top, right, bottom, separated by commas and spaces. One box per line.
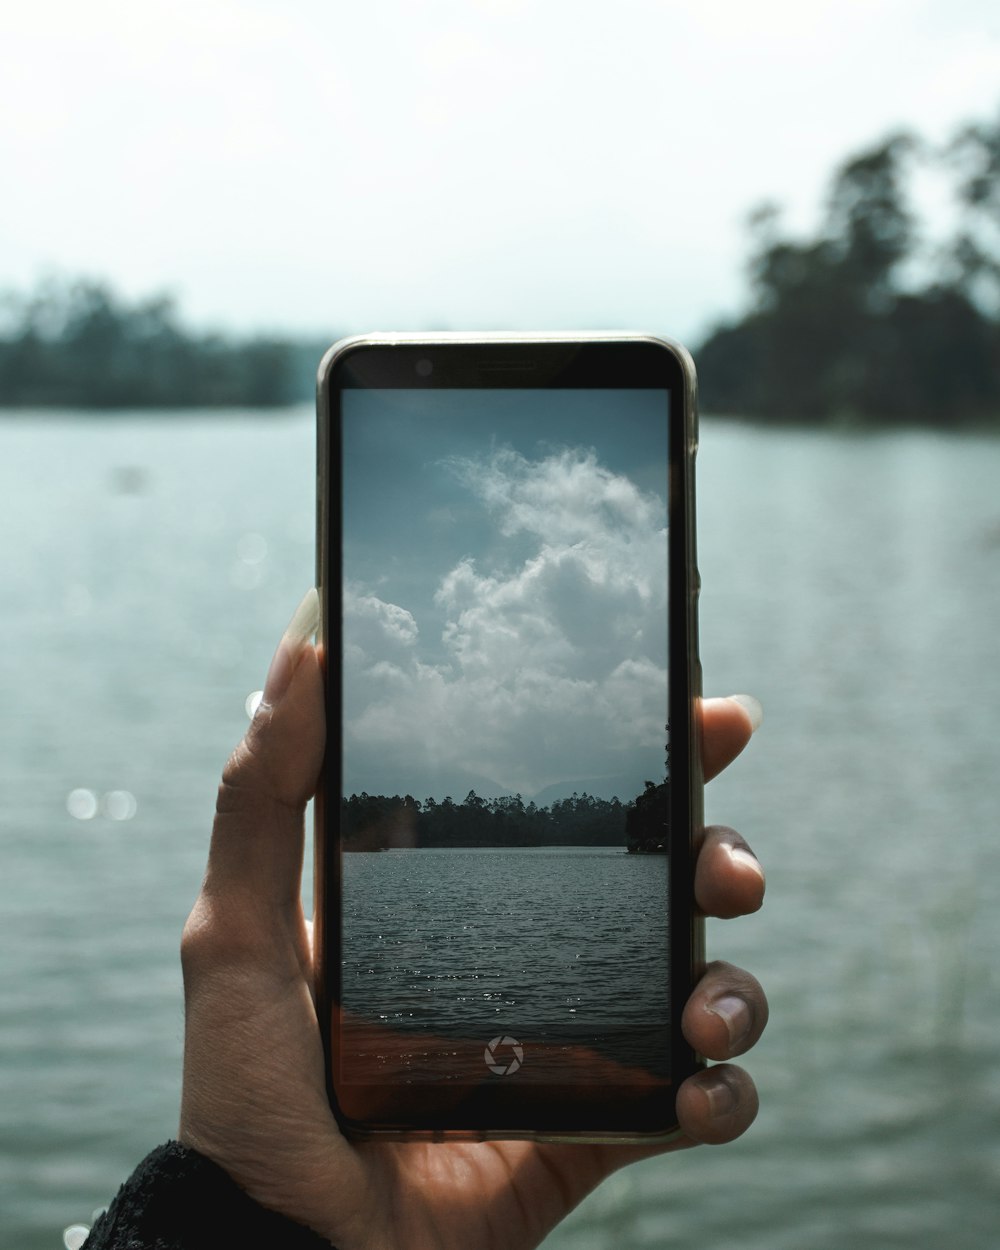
315, 333, 703, 1142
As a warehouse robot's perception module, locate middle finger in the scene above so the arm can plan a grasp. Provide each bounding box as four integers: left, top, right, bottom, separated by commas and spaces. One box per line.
695, 825, 766, 919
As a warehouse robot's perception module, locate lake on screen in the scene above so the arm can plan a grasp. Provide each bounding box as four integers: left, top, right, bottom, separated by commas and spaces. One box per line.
341, 848, 669, 1083
1, 409, 999, 1249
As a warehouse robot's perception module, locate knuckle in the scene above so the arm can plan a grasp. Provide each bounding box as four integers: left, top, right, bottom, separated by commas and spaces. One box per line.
215, 724, 294, 819
180, 897, 262, 980
216, 737, 263, 816
180, 901, 221, 974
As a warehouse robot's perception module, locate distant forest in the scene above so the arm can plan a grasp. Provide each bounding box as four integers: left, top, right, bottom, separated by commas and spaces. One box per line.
1, 107, 996, 420
342, 781, 670, 853
0, 278, 325, 408
698, 106, 1000, 425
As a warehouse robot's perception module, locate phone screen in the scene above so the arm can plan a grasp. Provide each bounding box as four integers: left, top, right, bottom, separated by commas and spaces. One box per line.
319, 338, 700, 1136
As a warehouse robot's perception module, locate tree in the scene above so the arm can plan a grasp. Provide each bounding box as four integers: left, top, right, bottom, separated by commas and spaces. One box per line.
0, 275, 312, 408
825, 132, 918, 309
947, 108, 1000, 315
625, 780, 670, 854
698, 110, 1000, 425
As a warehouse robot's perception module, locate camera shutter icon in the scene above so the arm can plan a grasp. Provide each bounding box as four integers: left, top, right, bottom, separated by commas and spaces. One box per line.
484, 1035, 524, 1075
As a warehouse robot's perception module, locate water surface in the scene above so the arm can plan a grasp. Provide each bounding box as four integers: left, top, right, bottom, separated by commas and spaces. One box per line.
2, 411, 999, 1248
341, 847, 670, 1083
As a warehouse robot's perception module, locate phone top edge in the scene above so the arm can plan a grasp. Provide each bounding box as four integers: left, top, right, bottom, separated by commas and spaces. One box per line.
318, 329, 697, 369
317, 332, 698, 446
324, 330, 688, 342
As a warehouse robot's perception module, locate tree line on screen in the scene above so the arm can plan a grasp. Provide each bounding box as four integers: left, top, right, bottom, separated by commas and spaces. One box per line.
342, 789, 626, 849
697, 106, 1000, 425
340, 782, 669, 851
340, 785, 670, 855
0, 278, 324, 407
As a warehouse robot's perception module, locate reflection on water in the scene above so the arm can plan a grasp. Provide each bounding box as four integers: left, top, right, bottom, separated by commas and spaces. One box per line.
1, 412, 999, 1249
64, 789, 137, 822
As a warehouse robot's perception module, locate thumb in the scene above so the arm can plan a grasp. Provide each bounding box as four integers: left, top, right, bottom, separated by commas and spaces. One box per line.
201, 589, 325, 914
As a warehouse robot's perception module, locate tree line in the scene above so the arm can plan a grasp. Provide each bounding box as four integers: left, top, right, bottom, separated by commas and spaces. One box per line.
341, 778, 669, 852
341, 789, 629, 850
5, 105, 995, 420
0, 277, 324, 408
697, 106, 1000, 425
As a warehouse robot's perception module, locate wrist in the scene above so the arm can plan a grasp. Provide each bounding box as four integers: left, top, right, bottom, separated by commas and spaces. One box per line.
89, 1141, 338, 1250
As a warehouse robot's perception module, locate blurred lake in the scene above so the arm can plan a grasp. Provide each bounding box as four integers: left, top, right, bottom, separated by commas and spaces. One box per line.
2, 409, 999, 1249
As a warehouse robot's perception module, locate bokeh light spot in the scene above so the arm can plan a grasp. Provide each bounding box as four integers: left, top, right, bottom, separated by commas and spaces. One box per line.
63, 1224, 90, 1250
246, 690, 264, 718
102, 790, 138, 821
66, 789, 98, 820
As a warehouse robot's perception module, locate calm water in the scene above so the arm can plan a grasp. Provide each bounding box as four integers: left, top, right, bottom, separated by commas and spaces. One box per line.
2, 410, 1000, 1248
341, 848, 670, 1082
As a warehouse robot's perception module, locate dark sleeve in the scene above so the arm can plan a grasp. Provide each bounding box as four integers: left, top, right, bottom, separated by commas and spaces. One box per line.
84, 1141, 336, 1250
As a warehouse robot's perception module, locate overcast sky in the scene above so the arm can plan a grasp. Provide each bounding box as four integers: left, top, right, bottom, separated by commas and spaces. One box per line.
341, 388, 668, 800
2, 0, 998, 346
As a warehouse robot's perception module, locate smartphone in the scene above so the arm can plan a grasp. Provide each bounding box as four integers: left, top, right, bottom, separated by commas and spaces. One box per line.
315, 333, 703, 1143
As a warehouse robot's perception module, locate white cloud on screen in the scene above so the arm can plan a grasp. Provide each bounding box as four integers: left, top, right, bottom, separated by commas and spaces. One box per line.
343, 447, 667, 797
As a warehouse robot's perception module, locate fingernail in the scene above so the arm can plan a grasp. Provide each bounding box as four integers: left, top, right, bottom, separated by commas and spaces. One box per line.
728, 844, 766, 885
700, 1069, 739, 1118
728, 693, 763, 732
260, 589, 320, 710
706, 993, 753, 1051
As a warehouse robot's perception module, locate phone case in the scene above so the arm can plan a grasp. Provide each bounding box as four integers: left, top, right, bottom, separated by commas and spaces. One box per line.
315, 333, 703, 1143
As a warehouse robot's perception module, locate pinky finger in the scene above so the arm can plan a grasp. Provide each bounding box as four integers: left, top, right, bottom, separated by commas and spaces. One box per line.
675, 1063, 760, 1146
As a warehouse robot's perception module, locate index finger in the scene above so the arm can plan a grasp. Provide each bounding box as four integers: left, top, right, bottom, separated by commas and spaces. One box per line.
701, 695, 763, 782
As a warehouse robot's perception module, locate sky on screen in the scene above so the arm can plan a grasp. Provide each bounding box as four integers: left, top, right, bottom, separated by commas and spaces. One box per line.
341, 388, 668, 800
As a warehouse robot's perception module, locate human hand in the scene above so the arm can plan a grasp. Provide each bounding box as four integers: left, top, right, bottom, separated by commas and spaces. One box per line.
179, 590, 767, 1250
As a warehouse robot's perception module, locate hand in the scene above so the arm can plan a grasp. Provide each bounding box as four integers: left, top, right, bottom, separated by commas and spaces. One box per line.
179, 591, 768, 1250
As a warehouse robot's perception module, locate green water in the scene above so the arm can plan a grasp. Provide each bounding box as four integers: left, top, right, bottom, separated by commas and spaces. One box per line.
2, 410, 999, 1248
